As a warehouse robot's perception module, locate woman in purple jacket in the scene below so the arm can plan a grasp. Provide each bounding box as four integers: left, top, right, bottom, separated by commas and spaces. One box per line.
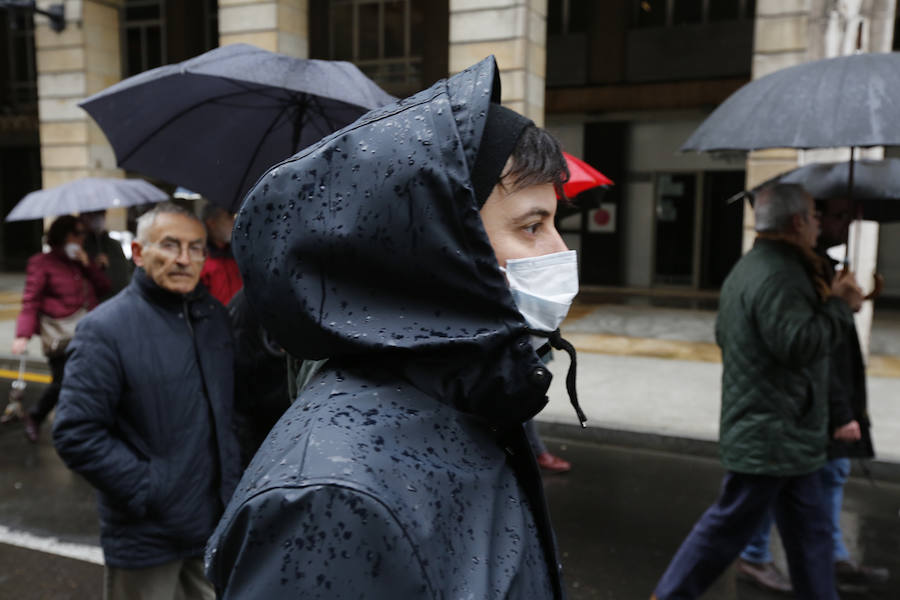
12, 215, 109, 442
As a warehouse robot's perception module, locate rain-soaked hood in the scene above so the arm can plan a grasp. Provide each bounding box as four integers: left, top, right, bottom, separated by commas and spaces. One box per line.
234, 57, 556, 428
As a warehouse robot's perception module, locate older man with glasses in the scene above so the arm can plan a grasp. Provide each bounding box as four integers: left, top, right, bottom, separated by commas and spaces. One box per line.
53, 203, 241, 600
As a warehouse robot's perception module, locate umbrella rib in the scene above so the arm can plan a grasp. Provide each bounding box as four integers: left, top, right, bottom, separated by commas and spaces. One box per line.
115, 83, 282, 165
232, 100, 295, 210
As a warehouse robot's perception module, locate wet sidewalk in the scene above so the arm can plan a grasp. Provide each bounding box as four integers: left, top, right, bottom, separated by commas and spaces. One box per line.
1, 272, 899, 471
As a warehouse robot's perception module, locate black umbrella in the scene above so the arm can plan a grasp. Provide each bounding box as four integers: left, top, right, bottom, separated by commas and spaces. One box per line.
5, 177, 168, 222
681, 52, 900, 268
681, 52, 900, 152
80, 44, 395, 212
734, 159, 900, 223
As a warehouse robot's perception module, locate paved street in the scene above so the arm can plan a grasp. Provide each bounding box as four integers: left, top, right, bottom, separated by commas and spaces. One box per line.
1, 379, 898, 599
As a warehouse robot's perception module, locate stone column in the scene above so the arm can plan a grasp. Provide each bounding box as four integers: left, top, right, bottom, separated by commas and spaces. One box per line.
218, 0, 309, 58
35, 0, 123, 194
742, 1, 808, 251
448, 0, 547, 125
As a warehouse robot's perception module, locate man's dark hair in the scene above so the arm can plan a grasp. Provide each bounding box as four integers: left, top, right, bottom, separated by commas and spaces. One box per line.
201, 201, 229, 224
501, 125, 570, 198
46, 215, 82, 248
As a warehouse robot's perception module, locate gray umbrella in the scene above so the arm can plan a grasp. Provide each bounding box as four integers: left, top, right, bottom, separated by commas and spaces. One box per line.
759, 159, 900, 220
6, 177, 168, 222
730, 159, 900, 222
681, 52, 900, 152
79, 44, 395, 213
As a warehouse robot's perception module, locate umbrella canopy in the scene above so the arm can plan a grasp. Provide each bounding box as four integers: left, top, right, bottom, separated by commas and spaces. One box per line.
562, 152, 613, 198
740, 159, 900, 223
6, 178, 168, 222
80, 44, 395, 212
681, 52, 900, 152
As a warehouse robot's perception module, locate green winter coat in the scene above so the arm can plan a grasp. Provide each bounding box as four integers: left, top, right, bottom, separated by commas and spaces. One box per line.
715, 238, 854, 476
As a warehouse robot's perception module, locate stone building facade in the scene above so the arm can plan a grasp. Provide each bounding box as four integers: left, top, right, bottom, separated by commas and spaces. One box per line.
1, 0, 898, 296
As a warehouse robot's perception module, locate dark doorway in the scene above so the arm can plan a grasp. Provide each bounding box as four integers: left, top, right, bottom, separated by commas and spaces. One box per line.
0, 146, 43, 270
654, 172, 697, 286
581, 121, 628, 285
700, 170, 744, 288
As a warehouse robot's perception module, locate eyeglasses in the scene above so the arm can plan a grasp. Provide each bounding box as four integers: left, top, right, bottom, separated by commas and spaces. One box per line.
73, 230, 86, 237
146, 239, 207, 262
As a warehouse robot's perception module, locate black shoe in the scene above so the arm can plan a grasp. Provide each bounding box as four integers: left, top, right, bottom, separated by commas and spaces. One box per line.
835, 560, 890, 585
735, 558, 793, 594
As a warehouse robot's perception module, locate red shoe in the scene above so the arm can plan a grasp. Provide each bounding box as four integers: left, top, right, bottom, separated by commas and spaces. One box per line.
536, 452, 571, 473
23, 414, 39, 443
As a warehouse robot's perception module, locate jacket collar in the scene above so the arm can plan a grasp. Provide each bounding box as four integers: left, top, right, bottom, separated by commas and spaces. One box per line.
132, 267, 206, 310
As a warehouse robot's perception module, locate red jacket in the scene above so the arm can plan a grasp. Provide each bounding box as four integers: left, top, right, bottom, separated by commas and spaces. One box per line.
200, 243, 243, 306
16, 249, 111, 338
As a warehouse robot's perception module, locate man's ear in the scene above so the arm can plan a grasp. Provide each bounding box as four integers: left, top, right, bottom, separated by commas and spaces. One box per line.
790, 213, 805, 233
132, 241, 144, 267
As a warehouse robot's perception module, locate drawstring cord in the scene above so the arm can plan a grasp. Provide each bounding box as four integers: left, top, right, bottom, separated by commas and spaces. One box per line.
544, 329, 587, 428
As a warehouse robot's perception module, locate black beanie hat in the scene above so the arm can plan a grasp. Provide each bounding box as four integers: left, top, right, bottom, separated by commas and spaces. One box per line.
471, 103, 533, 208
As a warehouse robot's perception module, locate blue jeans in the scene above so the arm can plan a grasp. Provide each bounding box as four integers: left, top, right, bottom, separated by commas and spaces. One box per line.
654, 470, 837, 600
739, 458, 851, 564
821, 457, 852, 561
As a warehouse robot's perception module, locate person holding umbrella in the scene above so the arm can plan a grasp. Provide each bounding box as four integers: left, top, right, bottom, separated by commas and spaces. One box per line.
651, 183, 863, 600
736, 194, 890, 593
12, 215, 110, 442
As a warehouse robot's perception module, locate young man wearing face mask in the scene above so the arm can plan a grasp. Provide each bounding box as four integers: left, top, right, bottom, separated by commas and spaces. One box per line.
205, 57, 582, 599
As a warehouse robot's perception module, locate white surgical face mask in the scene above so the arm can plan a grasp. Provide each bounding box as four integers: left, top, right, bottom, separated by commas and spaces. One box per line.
501, 250, 579, 337
64, 243, 81, 260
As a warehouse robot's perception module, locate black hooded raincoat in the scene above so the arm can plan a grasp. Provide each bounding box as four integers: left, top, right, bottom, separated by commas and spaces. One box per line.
205, 56, 567, 599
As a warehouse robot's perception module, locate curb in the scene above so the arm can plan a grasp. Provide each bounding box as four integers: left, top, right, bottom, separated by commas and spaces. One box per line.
0, 353, 49, 374
536, 420, 900, 486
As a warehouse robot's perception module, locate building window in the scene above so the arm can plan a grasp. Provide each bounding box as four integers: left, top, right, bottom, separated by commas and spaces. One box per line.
547, 0, 591, 35
123, 0, 166, 77
633, 0, 755, 28
328, 0, 425, 96
204, 0, 218, 52
2, 8, 37, 111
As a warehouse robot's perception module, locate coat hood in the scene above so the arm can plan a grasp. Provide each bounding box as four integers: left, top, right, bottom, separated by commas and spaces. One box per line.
234, 57, 557, 428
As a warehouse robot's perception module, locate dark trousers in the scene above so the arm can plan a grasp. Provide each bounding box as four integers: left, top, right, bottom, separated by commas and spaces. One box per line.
29, 353, 67, 425
654, 470, 837, 600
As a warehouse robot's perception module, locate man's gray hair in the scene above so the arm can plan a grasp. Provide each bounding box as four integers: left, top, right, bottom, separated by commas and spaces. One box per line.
135, 202, 203, 242
753, 183, 810, 233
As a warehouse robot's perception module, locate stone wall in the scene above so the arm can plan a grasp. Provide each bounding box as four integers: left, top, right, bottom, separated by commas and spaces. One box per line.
449, 0, 547, 125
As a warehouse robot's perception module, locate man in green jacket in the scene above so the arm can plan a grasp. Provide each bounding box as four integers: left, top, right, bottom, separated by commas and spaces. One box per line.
652, 183, 863, 600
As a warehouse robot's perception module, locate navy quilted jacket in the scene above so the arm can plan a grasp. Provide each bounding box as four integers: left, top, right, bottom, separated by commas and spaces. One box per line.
53, 268, 242, 568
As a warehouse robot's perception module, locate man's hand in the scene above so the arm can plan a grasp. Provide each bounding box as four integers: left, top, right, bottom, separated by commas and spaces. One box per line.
95, 253, 110, 269
12, 337, 28, 355
831, 270, 864, 312
833, 420, 861, 442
